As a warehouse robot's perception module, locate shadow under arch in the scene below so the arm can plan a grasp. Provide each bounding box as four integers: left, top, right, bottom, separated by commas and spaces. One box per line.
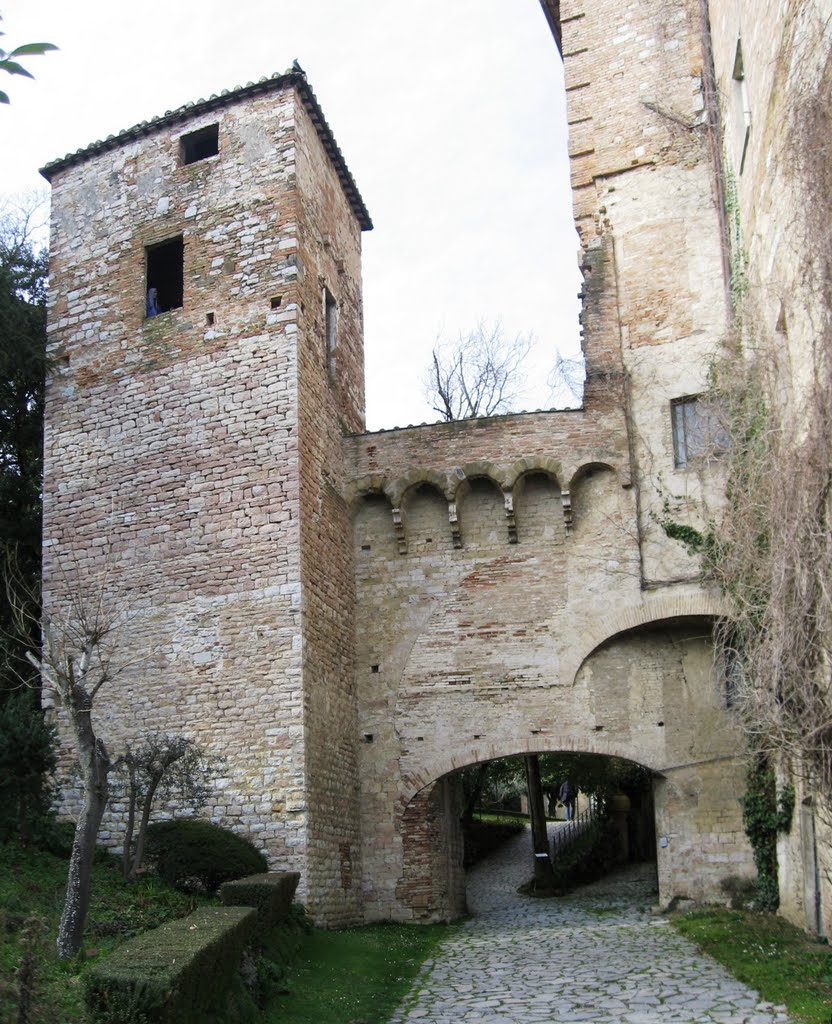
562, 590, 731, 688
400, 735, 667, 810
396, 743, 661, 923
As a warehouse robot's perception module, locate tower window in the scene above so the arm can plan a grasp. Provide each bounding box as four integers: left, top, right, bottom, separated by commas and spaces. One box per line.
671, 395, 730, 468
180, 124, 219, 165
146, 236, 184, 317
324, 286, 337, 380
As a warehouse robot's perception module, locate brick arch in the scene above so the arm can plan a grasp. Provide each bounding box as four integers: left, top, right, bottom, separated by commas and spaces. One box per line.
389, 468, 452, 506
568, 460, 622, 492
449, 460, 506, 501
346, 474, 395, 512
504, 456, 564, 491
399, 474, 451, 507
561, 590, 731, 687
399, 734, 664, 809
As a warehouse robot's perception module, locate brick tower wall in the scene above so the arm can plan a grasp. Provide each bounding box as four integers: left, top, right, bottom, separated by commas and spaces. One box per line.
293, 96, 366, 925
41, 82, 362, 892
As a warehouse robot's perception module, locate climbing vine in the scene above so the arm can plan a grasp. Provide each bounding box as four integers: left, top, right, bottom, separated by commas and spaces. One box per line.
660, 5, 832, 877
707, 7, 832, 841
740, 754, 795, 911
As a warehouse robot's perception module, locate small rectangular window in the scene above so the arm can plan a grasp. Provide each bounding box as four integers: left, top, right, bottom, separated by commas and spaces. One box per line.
671, 395, 730, 468
146, 236, 184, 317
180, 124, 219, 165
324, 287, 337, 380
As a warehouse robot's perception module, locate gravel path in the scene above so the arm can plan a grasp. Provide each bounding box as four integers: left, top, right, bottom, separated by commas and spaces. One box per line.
390, 825, 794, 1024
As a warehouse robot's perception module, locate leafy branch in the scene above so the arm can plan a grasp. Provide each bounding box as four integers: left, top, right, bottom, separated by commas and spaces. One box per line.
0, 17, 57, 105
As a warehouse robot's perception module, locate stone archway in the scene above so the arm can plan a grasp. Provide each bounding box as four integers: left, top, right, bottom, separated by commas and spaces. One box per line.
359, 614, 754, 922
394, 747, 661, 923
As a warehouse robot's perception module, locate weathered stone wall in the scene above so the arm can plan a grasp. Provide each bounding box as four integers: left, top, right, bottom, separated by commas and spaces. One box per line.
41, 81, 367, 916
345, 0, 755, 921
396, 778, 466, 921
347, 403, 751, 916
707, 0, 832, 937
562, 0, 731, 587
40, 0, 771, 931
294, 96, 365, 925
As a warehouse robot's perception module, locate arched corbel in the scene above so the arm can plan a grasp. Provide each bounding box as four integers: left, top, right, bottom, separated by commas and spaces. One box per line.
503, 490, 518, 544
391, 507, 408, 554
561, 490, 573, 532
448, 503, 463, 549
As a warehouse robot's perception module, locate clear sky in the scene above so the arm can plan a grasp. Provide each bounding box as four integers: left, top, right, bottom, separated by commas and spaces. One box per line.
0, 0, 582, 430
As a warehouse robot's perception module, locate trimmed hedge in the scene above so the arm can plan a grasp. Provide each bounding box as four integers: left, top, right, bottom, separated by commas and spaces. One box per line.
84, 905, 257, 1024
144, 820, 268, 892
219, 872, 300, 937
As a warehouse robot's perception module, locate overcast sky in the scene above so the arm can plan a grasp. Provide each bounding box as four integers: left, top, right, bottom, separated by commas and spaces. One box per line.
0, 0, 581, 430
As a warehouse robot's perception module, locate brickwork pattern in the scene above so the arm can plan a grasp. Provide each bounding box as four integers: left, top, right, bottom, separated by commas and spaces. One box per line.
40, 0, 775, 929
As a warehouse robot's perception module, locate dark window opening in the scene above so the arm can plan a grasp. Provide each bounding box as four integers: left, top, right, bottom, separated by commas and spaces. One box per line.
271, 296, 282, 309
671, 395, 730, 468
206, 312, 215, 326
324, 286, 337, 380
146, 236, 184, 317
180, 124, 219, 165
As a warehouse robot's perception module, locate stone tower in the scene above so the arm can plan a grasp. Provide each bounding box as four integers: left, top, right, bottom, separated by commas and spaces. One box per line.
40, 70, 372, 924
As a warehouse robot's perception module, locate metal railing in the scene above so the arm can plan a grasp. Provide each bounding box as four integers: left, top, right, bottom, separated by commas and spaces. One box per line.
550, 804, 597, 861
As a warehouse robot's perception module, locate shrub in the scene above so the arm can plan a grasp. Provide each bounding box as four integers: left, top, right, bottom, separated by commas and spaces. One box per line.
144, 820, 267, 893
83, 905, 256, 1024
0, 692, 56, 844
219, 872, 300, 938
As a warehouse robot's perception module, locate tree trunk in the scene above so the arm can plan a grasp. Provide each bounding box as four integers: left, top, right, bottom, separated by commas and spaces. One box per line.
129, 772, 161, 880
524, 754, 556, 890
461, 762, 490, 825
56, 691, 110, 960
122, 765, 137, 880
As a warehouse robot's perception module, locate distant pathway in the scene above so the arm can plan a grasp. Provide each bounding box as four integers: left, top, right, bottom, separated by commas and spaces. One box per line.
390, 825, 794, 1024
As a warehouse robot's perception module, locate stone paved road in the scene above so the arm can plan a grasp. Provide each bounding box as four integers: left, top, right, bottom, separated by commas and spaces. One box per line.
390, 825, 794, 1024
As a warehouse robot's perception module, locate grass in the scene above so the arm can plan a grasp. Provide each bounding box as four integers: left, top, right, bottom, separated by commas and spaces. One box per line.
261, 921, 455, 1024
471, 810, 529, 826
672, 907, 832, 1024
0, 838, 206, 1023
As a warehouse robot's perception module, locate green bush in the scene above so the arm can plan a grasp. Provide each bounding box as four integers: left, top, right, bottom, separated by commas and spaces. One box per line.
84, 905, 256, 1024
144, 820, 268, 893
219, 872, 300, 937
0, 692, 56, 844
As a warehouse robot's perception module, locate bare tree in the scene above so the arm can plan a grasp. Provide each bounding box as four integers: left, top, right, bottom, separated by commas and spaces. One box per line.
424, 321, 533, 421
547, 352, 586, 407
10, 565, 128, 959
114, 734, 225, 881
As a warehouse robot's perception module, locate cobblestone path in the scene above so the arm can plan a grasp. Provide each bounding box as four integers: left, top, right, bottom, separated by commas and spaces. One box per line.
390, 826, 793, 1024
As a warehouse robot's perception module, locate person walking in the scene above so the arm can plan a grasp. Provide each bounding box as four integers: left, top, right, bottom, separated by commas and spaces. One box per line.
559, 780, 577, 821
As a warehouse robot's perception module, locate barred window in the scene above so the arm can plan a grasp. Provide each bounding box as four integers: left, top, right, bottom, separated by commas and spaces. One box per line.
671, 396, 730, 468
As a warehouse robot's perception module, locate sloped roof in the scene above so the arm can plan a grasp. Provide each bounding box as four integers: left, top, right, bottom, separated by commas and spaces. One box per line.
538, 0, 562, 55
39, 69, 373, 231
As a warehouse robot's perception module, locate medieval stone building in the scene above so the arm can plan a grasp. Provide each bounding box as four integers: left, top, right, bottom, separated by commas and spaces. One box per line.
39, 0, 829, 934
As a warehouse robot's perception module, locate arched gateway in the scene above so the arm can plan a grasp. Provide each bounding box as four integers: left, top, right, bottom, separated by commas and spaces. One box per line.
39, 0, 756, 927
